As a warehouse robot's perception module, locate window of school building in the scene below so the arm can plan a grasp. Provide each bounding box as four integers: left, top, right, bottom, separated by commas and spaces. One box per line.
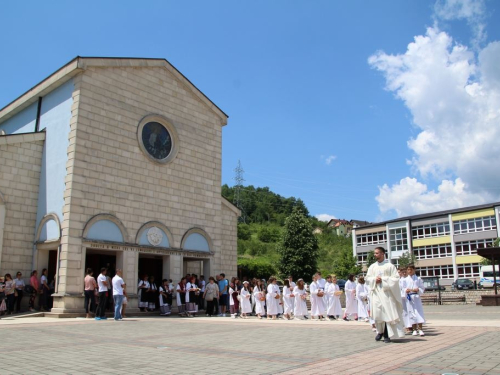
389, 227, 408, 252
412, 222, 450, 239
357, 252, 368, 264
356, 231, 387, 246
413, 243, 452, 260
455, 238, 495, 256
453, 216, 497, 235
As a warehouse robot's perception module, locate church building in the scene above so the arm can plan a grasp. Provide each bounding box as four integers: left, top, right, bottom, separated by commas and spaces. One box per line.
0, 57, 239, 312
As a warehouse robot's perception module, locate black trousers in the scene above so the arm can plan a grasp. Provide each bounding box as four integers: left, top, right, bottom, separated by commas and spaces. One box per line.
6, 294, 15, 313
383, 323, 389, 338
96, 292, 107, 318
84, 290, 96, 313
15, 290, 23, 312
206, 300, 215, 316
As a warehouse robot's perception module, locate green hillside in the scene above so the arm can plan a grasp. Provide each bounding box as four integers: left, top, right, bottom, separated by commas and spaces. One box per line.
222, 184, 360, 281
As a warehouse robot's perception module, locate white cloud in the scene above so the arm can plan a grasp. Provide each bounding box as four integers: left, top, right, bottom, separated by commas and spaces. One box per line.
434, 0, 487, 47
325, 155, 337, 165
369, 24, 500, 218
376, 177, 490, 218
315, 214, 337, 222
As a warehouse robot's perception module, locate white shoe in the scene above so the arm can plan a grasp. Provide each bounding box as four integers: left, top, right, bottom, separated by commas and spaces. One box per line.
412, 330, 418, 336
418, 330, 425, 336
364, 318, 369, 322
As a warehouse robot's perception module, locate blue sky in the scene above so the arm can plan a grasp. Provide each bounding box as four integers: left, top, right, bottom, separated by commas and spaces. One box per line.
1, 1, 499, 223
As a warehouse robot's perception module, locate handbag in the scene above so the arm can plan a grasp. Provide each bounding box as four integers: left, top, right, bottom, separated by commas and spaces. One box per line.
0, 300, 6, 312
24, 285, 35, 294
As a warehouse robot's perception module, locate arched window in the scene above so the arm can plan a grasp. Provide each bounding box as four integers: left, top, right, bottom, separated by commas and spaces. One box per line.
83, 214, 128, 243
181, 228, 212, 252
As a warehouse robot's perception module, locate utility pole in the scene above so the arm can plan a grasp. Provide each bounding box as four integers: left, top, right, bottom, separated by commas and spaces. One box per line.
233, 160, 245, 222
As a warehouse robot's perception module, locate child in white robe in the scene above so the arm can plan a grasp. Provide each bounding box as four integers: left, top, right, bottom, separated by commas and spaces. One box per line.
293, 279, 308, 319
405, 265, 426, 336
283, 279, 294, 320
343, 274, 358, 321
326, 275, 343, 320
310, 275, 326, 320
240, 281, 252, 318
253, 280, 266, 319
356, 276, 370, 322
398, 267, 411, 334
266, 277, 280, 320
365, 284, 377, 332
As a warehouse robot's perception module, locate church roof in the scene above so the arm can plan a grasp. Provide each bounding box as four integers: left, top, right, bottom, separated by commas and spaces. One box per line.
0, 56, 228, 125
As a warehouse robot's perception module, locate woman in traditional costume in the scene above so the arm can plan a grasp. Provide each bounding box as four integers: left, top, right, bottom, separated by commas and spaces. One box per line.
176, 277, 188, 317
138, 274, 150, 312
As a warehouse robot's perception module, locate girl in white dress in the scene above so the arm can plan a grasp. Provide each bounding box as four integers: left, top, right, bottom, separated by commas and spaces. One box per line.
343, 274, 358, 321
310, 274, 326, 320
356, 276, 369, 322
266, 277, 280, 320
293, 279, 308, 319
405, 265, 426, 336
253, 280, 266, 319
186, 277, 199, 316
240, 281, 252, 318
283, 279, 295, 320
326, 274, 343, 320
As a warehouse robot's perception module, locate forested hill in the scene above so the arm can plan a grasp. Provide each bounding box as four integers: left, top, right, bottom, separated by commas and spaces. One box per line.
221, 184, 311, 225
221, 184, 359, 281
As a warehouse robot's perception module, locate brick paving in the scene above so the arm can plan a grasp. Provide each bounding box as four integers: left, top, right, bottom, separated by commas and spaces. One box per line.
0, 306, 499, 375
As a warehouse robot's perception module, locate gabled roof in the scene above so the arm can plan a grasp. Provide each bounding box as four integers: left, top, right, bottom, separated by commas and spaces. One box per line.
0, 56, 228, 125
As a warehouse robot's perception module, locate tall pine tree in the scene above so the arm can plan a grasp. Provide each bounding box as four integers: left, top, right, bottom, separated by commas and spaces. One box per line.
277, 207, 319, 281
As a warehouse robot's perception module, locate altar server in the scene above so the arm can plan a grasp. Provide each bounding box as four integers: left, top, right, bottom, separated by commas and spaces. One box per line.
406, 265, 426, 336
398, 267, 411, 334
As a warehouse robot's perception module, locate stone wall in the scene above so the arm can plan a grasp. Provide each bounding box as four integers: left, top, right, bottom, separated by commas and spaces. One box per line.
423, 290, 497, 304
57, 63, 236, 303
0, 133, 45, 277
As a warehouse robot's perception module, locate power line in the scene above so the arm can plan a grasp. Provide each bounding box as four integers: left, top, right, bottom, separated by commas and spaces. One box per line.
233, 160, 245, 222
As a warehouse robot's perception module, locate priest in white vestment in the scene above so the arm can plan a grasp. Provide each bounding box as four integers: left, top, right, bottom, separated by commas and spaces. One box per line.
366, 247, 405, 342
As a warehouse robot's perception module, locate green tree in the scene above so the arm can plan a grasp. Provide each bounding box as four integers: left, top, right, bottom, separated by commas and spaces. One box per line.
277, 207, 319, 281
258, 226, 281, 243
237, 223, 251, 240
398, 250, 417, 269
332, 246, 361, 279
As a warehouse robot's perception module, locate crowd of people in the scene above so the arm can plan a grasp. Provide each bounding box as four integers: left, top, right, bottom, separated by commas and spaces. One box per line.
1, 246, 427, 340
0, 269, 53, 316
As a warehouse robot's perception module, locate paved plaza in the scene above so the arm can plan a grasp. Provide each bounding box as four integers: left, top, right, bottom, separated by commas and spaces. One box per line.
0, 305, 499, 375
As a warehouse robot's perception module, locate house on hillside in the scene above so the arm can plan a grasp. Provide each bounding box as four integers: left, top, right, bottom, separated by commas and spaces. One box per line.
327, 219, 371, 237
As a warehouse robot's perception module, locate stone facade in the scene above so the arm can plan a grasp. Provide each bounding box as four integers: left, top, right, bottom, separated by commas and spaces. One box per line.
0, 133, 45, 277
0, 58, 239, 313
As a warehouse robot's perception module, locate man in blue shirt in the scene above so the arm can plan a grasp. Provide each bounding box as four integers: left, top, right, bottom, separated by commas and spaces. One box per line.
217, 273, 228, 316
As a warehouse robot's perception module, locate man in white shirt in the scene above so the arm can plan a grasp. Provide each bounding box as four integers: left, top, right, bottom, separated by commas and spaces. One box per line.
96, 268, 108, 320
112, 269, 125, 321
